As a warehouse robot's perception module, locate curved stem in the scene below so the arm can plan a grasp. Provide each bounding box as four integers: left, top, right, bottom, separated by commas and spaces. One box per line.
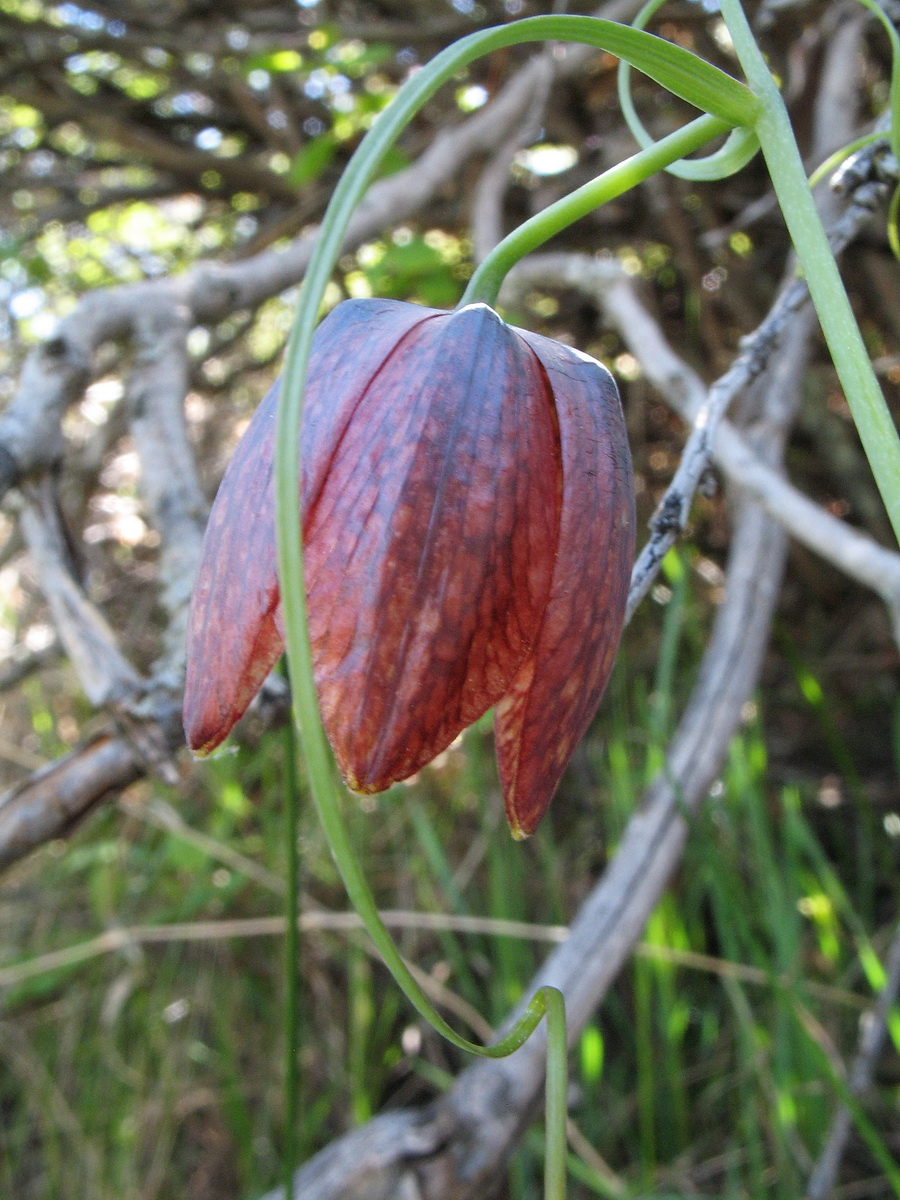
617, 0, 759, 182
281, 663, 302, 1196
806, 131, 886, 191
272, 16, 756, 1197
719, 0, 900, 545
852, 0, 900, 161
543, 987, 569, 1200
463, 112, 731, 307
274, 15, 757, 1058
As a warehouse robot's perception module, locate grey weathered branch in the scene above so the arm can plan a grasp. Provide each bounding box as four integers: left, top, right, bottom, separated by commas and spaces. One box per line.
806, 921, 900, 1200
498, 8, 900, 630
17, 479, 144, 707
470, 56, 554, 264
504, 10, 900, 631
1, 9, 895, 1198
503, 240, 900, 647
0, 0, 642, 497
124, 295, 207, 678
0, 733, 145, 872
260, 18, 898, 1197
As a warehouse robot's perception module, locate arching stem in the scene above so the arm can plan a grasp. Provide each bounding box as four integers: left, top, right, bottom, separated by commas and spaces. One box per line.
273, 16, 757, 1199
462, 112, 730, 307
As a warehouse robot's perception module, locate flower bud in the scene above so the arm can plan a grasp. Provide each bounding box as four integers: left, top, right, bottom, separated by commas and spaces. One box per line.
184, 299, 634, 837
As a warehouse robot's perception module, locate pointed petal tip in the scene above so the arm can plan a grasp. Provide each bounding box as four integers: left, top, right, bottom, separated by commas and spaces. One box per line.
493, 325, 635, 843
503, 780, 552, 840
506, 812, 530, 841
182, 706, 229, 758
342, 767, 380, 796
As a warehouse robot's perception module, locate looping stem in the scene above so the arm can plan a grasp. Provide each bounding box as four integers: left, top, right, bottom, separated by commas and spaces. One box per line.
616, 0, 759, 182
308, 740, 570, 1196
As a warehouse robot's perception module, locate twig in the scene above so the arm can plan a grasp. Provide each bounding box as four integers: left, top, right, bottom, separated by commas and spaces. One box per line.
806, 922, 900, 1200
0, 909, 870, 1013
0, 639, 62, 692
273, 419, 796, 1200
470, 55, 554, 263
264, 238, 816, 1200
0, 0, 645, 876
124, 294, 207, 679
0, 732, 144, 873
271, 27, 868, 1188
17, 479, 144, 707
117, 792, 287, 895
504, 248, 900, 646
0, 0, 643, 499
501, 169, 894, 627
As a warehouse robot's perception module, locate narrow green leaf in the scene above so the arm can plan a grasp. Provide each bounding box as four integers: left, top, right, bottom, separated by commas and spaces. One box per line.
582, 18, 759, 126
617, 0, 760, 179
288, 134, 338, 187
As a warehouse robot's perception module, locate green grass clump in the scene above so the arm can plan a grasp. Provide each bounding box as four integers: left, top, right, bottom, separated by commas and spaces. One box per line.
1, 572, 898, 1198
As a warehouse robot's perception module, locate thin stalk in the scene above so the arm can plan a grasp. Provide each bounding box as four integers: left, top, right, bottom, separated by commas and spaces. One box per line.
273, 17, 756, 1199
787, 998, 900, 1197
282, 661, 301, 1198
807, 132, 885, 191
544, 987, 569, 1200
719, 0, 900, 545
462, 113, 731, 306
852, 0, 900, 161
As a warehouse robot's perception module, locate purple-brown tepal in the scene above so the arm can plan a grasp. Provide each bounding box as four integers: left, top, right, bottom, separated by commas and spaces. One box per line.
183, 298, 635, 838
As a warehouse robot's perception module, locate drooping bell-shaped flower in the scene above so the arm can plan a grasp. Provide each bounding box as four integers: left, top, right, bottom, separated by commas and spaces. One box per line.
184, 298, 634, 837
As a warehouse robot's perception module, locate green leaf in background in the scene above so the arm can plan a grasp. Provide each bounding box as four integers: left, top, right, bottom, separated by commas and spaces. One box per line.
360, 236, 463, 307
245, 49, 305, 74
288, 134, 338, 187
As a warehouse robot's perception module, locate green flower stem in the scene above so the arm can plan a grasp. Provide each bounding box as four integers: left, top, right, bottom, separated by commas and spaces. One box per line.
462, 112, 731, 307
274, 16, 757, 1198
719, 0, 900, 545
852, 0, 900, 258
281, 663, 301, 1198
543, 986, 569, 1200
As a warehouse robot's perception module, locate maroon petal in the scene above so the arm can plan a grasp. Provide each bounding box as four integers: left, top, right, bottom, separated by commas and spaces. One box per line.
302, 303, 561, 792
183, 378, 282, 754
183, 299, 437, 753
494, 331, 635, 838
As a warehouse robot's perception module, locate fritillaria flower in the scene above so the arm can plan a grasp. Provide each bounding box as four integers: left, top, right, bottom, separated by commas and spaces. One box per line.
183, 298, 634, 837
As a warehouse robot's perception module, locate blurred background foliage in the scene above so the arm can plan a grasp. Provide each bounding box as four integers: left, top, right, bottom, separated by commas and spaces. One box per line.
0, 0, 899, 1198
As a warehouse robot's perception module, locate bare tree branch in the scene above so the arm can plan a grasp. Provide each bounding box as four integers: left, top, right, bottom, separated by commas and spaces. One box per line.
1, 9, 896, 1197
0, 0, 642, 497
255, 17, 893, 1197
806, 921, 900, 1200
0, 733, 144, 872
17, 479, 144, 707
503, 237, 900, 645
470, 56, 554, 263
